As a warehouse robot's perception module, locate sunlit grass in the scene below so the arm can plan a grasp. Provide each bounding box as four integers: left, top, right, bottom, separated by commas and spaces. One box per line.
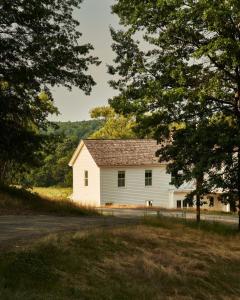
0, 218, 239, 299
32, 187, 72, 200
0, 185, 97, 216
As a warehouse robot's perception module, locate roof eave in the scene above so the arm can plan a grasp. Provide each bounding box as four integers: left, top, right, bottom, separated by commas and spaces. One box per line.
68, 140, 85, 167
97, 163, 167, 168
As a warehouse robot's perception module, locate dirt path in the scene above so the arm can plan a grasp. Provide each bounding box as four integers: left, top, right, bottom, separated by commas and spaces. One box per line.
0, 215, 138, 247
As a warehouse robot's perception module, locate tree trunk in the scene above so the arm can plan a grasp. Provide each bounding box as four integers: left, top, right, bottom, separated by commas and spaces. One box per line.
235, 92, 240, 230
238, 196, 240, 231
196, 175, 204, 223
238, 148, 240, 231
196, 193, 201, 223
0, 161, 7, 184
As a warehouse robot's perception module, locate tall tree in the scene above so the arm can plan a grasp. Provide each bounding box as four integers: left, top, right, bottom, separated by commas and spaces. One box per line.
0, 0, 100, 183
109, 0, 240, 227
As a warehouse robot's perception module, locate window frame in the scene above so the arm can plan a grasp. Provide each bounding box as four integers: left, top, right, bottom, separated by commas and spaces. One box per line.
145, 170, 152, 186
118, 171, 125, 187
84, 170, 88, 187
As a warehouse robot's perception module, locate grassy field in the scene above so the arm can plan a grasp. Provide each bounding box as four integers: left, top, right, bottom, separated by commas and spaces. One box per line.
0, 217, 239, 300
32, 187, 72, 199
0, 185, 96, 216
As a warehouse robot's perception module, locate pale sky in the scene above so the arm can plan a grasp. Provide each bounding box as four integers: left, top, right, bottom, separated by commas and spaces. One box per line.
50, 0, 119, 122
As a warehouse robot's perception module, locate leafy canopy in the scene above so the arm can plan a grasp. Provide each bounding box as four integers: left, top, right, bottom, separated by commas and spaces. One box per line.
109, 0, 240, 219
89, 106, 137, 139
0, 0, 100, 181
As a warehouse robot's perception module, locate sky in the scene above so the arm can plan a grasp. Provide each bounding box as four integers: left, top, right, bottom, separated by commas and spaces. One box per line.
50, 0, 119, 122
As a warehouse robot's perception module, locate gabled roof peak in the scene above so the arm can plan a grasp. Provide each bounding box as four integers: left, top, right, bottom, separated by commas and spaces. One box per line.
69, 139, 164, 167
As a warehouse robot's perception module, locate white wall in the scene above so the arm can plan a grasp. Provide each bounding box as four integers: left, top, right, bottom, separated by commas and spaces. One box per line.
100, 166, 171, 207
173, 192, 229, 212
72, 145, 100, 206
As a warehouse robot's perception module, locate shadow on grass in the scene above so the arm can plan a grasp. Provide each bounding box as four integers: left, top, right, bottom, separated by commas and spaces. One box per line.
0, 185, 98, 216
143, 215, 239, 236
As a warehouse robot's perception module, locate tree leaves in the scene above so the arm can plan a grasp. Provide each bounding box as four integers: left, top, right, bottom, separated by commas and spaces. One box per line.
0, 0, 100, 182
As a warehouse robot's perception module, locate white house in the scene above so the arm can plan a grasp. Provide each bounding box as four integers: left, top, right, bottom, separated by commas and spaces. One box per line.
69, 139, 229, 211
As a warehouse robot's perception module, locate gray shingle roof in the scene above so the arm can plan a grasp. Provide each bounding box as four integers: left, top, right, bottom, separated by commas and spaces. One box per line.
83, 139, 162, 167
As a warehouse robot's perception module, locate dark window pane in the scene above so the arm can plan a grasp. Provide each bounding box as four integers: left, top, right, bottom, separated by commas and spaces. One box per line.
145, 170, 152, 186
84, 170, 88, 186
177, 200, 181, 208
118, 171, 125, 187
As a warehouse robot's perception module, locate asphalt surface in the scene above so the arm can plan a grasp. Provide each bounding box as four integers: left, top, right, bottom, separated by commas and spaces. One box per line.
99, 207, 239, 224
0, 215, 138, 246
0, 209, 237, 246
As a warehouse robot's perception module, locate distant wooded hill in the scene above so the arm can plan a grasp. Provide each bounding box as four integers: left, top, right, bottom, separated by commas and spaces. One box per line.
48, 120, 104, 139
20, 120, 103, 188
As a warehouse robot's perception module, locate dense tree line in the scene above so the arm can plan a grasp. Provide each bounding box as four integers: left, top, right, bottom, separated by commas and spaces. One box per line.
19, 120, 103, 187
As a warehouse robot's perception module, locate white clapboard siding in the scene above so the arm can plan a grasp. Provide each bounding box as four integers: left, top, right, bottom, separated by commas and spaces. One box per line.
72, 144, 100, 206
100, 166, 171, 207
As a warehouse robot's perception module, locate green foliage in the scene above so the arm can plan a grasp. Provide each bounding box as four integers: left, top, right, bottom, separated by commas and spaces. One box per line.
89, 106, 138, 139
0, 0, 100, 183
19, 120, 103, 187
109, 0, 240, 224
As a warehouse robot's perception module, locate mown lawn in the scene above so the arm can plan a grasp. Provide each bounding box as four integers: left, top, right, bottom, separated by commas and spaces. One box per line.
0, 185, 96, 216
0, 217, 239, 300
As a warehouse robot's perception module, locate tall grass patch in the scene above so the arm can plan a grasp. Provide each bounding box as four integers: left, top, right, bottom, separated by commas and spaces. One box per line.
0, 185, 98, 216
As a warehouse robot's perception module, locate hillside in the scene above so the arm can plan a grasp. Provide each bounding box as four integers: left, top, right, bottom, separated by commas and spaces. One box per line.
19, 120, 104, 188
48, 120, 104, 139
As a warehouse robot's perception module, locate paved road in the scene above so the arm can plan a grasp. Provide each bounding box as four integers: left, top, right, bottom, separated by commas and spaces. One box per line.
0, 209, 237, 246
99, 208, 239, 224
0, 215, 138, 246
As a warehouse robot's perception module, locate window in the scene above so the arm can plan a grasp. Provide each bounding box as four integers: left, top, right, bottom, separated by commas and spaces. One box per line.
84, 170, 88, 186
177, 200, 182, 208
209, 197, 214, 207
118, 171, 125, 187
145, 170, 152, 186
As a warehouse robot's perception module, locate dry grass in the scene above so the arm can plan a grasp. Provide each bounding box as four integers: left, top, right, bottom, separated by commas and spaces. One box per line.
0, 185, 97, 216
0, 217, 239, 300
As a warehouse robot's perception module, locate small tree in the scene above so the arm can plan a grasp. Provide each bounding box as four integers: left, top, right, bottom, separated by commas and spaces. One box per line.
89, 106, 137, 139
159, 120, 220, 222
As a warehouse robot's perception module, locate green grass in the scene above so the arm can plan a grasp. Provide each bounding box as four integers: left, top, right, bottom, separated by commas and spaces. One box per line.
32, 187, 72, 199
0, 185, 97, 216
0, 218, 239, 300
